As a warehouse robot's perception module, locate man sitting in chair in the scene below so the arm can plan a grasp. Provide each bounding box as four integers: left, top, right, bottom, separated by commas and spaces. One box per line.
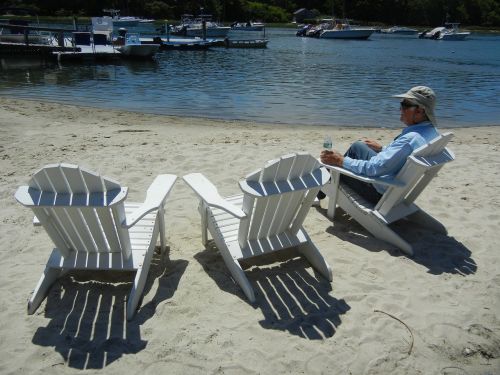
320, 86, 440, 204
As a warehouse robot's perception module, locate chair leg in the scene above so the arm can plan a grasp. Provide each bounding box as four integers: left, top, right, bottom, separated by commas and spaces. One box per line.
297, 241, 333, 281
199, 204, 208, 246
158, 211, 166, 254
351, 209, 413, 255
218, 247, 255, 303
338, 192, 414, 255
126, 229, 158, 320
324, 171, 340, 219
28, 266, 61, 314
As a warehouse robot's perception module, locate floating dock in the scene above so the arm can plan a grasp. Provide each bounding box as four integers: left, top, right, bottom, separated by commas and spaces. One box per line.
140, 37, 216, 50
55, 45, 122, 61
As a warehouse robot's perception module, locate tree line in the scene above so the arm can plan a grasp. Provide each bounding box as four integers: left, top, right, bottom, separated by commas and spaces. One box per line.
2, 0, 499, 26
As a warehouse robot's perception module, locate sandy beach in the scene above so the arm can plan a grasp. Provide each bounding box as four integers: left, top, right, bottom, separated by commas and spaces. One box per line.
0, 97, 499, 374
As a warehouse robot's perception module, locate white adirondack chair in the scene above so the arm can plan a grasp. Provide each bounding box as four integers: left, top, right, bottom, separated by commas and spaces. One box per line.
321, 132, 455, 256
15, 163, 177, 320
183, 153, 332, 303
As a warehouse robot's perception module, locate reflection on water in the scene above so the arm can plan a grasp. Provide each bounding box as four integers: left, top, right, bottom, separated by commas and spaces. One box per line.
1, 28, 499, 128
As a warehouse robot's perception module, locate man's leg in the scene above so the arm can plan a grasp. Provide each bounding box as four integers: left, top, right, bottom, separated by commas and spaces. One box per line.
340, 141, 382, 204
344, 140, 378, 160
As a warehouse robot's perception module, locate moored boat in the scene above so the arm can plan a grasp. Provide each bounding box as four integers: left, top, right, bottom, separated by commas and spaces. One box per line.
171, 14, 230, 38
319, 19, 374, 39
0, 9, 51, 45
380, 26, 418, 35
419, 23, 470, 40
117, 33, 159, 58
230, 21, 265, 31
102, 9, 143, 27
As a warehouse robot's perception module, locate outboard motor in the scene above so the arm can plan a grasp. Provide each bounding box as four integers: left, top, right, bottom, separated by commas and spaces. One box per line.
115, 27, 127, 45
296, 24, 310, 37
118, 27, 127, 38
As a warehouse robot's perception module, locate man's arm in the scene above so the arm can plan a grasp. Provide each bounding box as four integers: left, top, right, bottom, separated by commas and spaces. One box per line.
343, 136, 414, 177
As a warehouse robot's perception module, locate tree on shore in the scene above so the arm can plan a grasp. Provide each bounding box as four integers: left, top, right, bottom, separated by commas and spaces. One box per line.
1, 0, 498, 26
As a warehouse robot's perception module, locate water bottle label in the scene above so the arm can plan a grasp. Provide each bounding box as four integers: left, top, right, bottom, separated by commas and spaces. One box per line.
323, 136, 332, 149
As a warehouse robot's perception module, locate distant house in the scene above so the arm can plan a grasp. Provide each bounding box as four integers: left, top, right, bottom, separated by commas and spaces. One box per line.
293, 8, 318, 23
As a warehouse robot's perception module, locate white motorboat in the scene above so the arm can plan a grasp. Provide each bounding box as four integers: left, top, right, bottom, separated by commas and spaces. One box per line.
171, 14, 230, 38
103, 9, 142, 27
230, 21, 265, 31
380, 26, 418, 35
117, 33, 159, 58
319, 19, 374, 40
419, 23, 470, 40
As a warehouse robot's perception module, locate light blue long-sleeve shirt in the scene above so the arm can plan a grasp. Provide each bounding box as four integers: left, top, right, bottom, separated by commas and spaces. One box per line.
343, 122, 439, 193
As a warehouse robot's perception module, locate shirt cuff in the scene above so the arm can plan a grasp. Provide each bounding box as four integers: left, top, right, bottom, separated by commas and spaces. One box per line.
343, 156, 353, 170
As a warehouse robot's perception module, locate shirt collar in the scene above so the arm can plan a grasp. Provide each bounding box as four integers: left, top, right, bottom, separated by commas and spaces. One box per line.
402, 121, 434, 135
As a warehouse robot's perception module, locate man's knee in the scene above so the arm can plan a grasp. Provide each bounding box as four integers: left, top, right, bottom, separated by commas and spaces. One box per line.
346, 141, 373, 159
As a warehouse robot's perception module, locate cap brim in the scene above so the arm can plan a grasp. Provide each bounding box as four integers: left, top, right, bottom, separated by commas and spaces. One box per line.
392, 93, 413, 99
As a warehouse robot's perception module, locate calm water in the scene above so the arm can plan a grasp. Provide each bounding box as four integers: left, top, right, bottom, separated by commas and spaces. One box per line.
1, 27, 499, 128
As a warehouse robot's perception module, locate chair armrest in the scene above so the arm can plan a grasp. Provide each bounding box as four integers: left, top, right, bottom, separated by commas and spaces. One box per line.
183, 173, 246, 219
122, 174, 177, 229
319, 162, 405, 187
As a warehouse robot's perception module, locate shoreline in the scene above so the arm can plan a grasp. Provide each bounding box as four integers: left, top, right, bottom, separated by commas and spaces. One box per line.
1, 97, 499, 373
2, 96, 500, 130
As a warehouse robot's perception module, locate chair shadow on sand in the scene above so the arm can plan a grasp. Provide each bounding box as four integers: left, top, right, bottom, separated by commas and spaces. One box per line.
319, 207, 477, 276
31, 247, 187, 370
194, 244, 350, 340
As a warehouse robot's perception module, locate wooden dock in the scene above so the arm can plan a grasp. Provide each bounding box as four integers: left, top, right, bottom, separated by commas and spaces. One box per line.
55, 45, 122, 61
223, 38, 269, 48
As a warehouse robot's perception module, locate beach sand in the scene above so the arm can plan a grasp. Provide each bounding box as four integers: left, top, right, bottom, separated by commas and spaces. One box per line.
1, 97, 499, 374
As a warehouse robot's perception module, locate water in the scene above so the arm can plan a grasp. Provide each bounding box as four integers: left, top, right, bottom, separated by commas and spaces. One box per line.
1, 26, 499, 128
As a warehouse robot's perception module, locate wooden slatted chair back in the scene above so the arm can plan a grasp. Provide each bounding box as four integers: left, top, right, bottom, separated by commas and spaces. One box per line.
15, 163, 130, 259
375, 132, 454, 217
237, 153, 329, 247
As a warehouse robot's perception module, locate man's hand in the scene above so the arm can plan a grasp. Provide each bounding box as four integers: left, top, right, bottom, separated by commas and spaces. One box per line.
363, 139, 383, 152
320, 150, 344, 167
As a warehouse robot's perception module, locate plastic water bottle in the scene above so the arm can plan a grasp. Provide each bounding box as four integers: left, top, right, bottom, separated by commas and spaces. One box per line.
323, 135, 333, 150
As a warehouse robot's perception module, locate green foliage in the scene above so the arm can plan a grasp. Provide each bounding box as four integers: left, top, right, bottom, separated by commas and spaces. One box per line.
1, 0, 499, 26
246, 2, 290, 22
143, 1, 173, 19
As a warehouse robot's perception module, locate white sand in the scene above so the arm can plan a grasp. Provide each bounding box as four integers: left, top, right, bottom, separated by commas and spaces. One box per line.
1, 97, 499, 374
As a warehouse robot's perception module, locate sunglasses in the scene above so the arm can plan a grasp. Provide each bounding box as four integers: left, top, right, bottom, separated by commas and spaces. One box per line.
400, 101, 418, 109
